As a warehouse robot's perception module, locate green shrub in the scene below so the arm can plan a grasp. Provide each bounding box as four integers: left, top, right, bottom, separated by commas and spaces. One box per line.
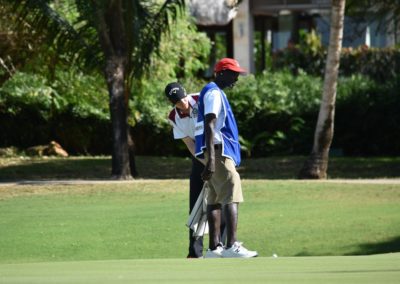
1, 70, 399, 157
334, 75, 400, 155
0, 70, 110, 154
0, 70, 108, 119
272, 30, 326, 76
131, 71, 400, 157
0, 72, 61, 119
227, 71, 322, 156
54, 69, 109, 120
340, 46, 400, 82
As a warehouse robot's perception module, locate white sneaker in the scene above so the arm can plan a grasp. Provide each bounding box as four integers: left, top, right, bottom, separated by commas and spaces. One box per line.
221, 241, 258, 258
204, 246, 224, 258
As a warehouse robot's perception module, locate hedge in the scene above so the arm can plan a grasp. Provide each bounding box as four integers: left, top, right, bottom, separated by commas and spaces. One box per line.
1, 71, 399, 157
0, 70, 111, 155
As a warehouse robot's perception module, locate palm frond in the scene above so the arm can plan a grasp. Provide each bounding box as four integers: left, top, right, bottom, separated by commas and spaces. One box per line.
129, 0, 185, 79
9, 0, 102, 69
7, 0, 186, 79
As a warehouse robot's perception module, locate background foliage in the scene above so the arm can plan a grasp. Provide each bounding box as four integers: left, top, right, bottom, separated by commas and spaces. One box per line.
128, 13, 211, 155
0, 3, 399, 157
273, 32, 400, 83
0, 69, 110, 154
1, 69, 399, 157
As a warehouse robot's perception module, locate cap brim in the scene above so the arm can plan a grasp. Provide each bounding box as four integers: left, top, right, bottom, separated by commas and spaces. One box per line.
230, 67, 247, 75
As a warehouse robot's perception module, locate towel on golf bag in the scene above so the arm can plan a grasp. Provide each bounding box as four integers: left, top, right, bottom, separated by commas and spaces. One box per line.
186, 182, 208, 238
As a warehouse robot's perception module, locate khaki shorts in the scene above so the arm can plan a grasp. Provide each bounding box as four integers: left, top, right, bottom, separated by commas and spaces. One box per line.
206, 148, 243, 205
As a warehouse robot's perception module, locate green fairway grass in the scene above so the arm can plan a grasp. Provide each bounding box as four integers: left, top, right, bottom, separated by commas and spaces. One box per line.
0, 180, 399, 263
0, 254, 399, 284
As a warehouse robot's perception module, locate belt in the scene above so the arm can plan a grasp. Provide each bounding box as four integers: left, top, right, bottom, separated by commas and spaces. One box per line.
214, 144, 222, 150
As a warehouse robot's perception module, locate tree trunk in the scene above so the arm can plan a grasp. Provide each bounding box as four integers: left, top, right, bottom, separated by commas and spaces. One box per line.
96, 1, 132, 180
105, 56, 132, 179
298, 0, 346, 179
128, 129, 138, 177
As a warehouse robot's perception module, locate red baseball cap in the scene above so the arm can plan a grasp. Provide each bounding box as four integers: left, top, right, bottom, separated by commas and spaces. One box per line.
214, 58, 247, 74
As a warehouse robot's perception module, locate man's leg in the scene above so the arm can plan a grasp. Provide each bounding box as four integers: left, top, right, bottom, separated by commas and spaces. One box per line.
224, 202, 238, 248
188, 157, 204, 258
207, 204, 222, 250
221, 201, 258, 258
220, 208, 227, 245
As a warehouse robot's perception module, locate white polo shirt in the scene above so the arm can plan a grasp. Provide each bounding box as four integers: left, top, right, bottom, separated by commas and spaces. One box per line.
203, 89, 224, 144
168, 93, 200, 140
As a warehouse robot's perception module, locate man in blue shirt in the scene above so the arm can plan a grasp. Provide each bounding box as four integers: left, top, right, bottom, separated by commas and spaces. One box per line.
195, 58, 258, 258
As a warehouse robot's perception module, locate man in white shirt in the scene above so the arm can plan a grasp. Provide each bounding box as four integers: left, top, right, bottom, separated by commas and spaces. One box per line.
165, 82, 206, 258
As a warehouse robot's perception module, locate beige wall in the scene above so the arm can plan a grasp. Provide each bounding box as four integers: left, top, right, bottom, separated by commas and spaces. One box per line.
233, 0, 255, 73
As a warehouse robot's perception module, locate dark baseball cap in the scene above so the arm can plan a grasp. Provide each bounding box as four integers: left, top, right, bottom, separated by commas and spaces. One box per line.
164, 82, 187, 104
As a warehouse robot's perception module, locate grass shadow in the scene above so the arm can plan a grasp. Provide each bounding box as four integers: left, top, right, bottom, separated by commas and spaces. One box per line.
0, 156, 400, 181
239, 156, 400, 179
346, 236, 400, 255
0, 157, 111, 180
0, 156, 192, 180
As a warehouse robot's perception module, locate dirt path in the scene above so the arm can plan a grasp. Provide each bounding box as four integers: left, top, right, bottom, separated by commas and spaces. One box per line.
1, 178, 400, 187
295, 178, 400, 184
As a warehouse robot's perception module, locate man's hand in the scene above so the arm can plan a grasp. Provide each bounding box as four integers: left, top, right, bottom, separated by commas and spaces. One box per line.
202, 159, 215, 180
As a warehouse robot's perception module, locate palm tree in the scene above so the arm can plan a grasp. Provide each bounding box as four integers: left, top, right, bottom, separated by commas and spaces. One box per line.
8, 0, 184, 179
298, 0, 346, 179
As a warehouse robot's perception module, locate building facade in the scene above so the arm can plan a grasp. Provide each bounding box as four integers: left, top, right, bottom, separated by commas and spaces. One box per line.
193, 0, 398, 74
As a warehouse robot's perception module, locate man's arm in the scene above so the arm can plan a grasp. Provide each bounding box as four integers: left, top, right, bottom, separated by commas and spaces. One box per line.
181, 137, 205, 165
202, 113, 217, 180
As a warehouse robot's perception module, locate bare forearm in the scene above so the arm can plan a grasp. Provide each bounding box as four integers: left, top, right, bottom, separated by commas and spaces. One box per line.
204, 120, 215, 163
202, 114, 217, 180
182, 137, 205, 165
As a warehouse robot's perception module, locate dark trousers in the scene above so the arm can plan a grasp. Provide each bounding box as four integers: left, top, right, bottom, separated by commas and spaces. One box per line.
188, 157, 205, 258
